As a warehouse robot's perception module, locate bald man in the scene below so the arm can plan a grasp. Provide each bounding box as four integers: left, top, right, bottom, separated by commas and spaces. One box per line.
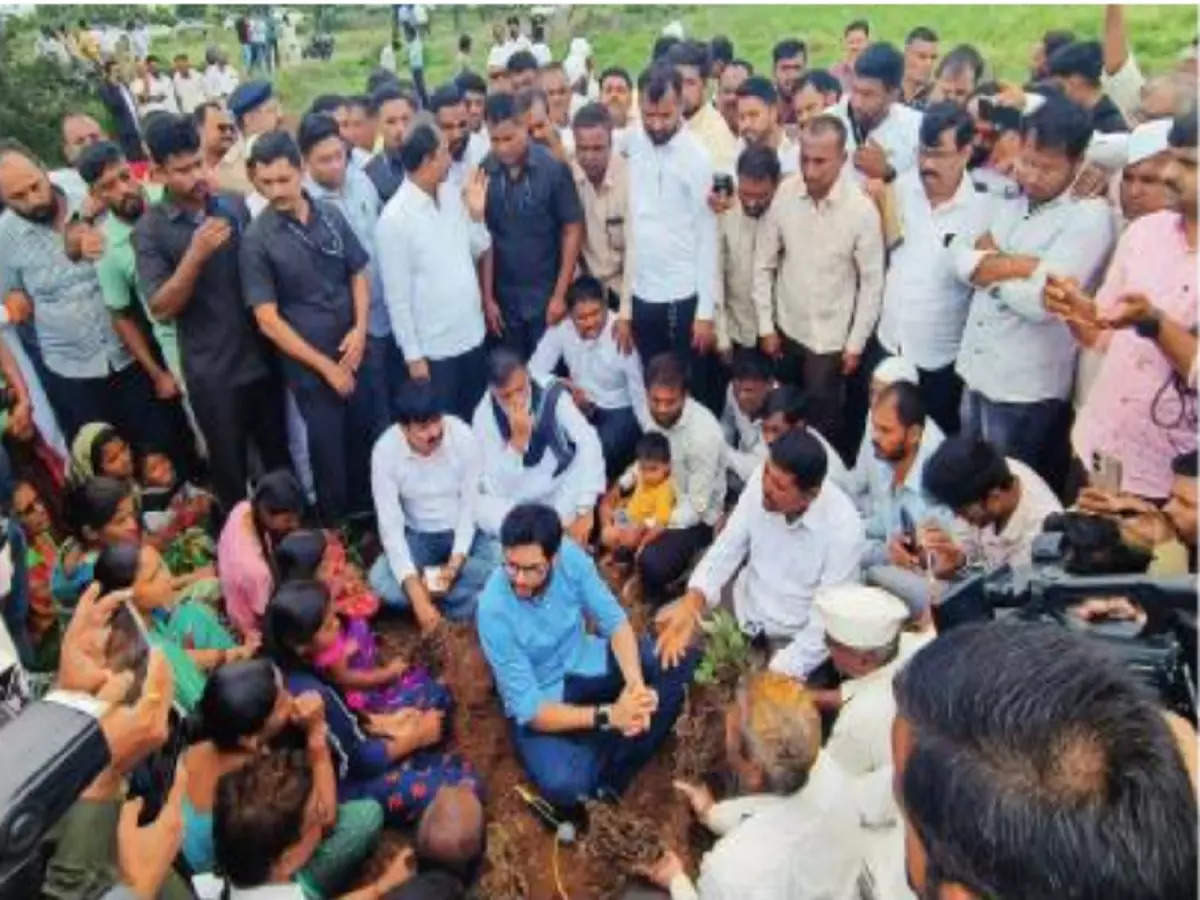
415, 783, 485, 881
52, 113, 104, 209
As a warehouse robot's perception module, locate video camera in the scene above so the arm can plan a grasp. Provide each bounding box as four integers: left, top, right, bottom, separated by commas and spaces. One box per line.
934, 518, 1197, 722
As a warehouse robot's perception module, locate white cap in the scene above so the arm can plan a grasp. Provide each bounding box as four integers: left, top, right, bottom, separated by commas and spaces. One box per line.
568, 37, 591, 60
872, 354, 918, 386
563, 54, 586, 87
814, 584, 909, 650
1127, 118, 1172, 166
661, 19, 685, 40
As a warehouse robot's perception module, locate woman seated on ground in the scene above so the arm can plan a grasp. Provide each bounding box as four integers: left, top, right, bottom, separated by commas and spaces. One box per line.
181, 658, 384, 896
138, 445, 218, 574
93, 539, 258, 712
13, 479, 64, 670
275, 530, 447, 714
51, 476, 141, 610
265, 580, 482, 827
70, 420, 136, 486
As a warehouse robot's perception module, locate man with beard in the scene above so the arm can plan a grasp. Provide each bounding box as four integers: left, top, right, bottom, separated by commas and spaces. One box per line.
569, 102, 628, 310
669, 40, 737, 175
734, 76, 797, 176
931, 45, 984, 108
619, 64, 719, 411
479, 92, 583, 360
530, 276, 649, 480
368, 379, 495, 630
876, 103, 994, 435
78, 141, 197, 470
716, 145, 781, 365
830, 42, 923, 186
194, 102, 237, 176
242, 131, 374, 523
772, 38, 807, 129
715, 59, 751, 137
952, 97, 1115, 491
429, 83, 487, 189
377, 118, 492, 423
0, 144, 175, 450
540, 63, 575, 157
134, 114, 288, 514
658, 427, 865, 680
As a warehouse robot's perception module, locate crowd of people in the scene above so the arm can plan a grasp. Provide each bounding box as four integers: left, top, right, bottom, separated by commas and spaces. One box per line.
1, 5, 1198, 899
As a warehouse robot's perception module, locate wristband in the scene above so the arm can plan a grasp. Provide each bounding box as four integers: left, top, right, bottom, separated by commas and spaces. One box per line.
1134, 314, 1161, 340
595, 704, 613, 732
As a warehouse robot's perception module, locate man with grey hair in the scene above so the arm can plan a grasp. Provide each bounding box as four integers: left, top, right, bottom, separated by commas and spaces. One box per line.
635, 670, 869, 898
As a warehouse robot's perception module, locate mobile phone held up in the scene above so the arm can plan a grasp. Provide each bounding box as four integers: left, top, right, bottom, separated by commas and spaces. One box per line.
712, 173, 734, 197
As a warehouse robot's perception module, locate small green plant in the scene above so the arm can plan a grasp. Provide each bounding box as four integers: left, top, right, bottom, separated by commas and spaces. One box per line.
693, 609, 753, 690
161, 527, 215, 576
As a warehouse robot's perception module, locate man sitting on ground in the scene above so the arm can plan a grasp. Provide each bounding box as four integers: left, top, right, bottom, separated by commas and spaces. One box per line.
529, 275, 650, 480
660, 430, 866, 679
369, 380, 498, 630
759, 385, 852, 495
637, 672, 869, 898
473, 348, 604, 549
476, 504, 696, 809
415, 782, 486, 887
720, 350, 774, 489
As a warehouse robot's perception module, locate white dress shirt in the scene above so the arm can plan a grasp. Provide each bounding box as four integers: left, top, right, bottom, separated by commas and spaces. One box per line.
733, 134, 799, 177
690, 466, 865, 678
447, 131, 488, 189
371, 416, 480, 584
471, 380, 606, 535
952, 191, 1116, 403
645, 398, 726, 529
625, 126, 719, 318
376, 176, 490, 362
828, 97, 922, 183
203, 63, 239, 101
173, 70, 207, 114
878, 171, 996, 370
669, 753, 870, 900
528, 315, 650, 424
957, 458, 1062, 570
132, 73, 180, 115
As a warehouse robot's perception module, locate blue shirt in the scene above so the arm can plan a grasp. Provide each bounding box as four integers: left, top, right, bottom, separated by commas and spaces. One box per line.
864, 419, 953, 562
305, 167, 391, 338
476, 539, 627, 725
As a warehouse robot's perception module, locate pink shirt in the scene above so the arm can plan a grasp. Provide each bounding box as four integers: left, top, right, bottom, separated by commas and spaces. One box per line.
1073, 211, 1197, 499
216, 500, 274, 638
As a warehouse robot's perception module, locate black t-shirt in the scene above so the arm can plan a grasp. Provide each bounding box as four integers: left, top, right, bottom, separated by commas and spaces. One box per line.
132, 191, 272, 391
1092, 95, 1130, 134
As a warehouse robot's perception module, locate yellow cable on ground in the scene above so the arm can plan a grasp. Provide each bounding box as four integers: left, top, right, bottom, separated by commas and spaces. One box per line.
552, 831, 569, 900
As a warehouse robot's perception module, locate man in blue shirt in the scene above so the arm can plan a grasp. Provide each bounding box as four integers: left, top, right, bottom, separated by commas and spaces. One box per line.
476, 503, 696, 809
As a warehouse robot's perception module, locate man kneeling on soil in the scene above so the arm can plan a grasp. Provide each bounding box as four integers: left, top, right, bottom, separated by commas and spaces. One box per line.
635, 671, 869, 898
477, 503, 698, 809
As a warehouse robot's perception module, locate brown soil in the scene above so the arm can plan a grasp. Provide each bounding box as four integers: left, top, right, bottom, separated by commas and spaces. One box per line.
371, 572, 723, 898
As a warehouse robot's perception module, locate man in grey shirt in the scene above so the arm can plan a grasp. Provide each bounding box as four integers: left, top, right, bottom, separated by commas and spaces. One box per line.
951, 97, 1115, 491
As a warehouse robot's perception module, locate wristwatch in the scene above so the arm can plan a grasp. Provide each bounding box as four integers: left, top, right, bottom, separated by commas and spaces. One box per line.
882, 165, 897, 184
1134, 312, 1161, 340
595, 704, 613, 732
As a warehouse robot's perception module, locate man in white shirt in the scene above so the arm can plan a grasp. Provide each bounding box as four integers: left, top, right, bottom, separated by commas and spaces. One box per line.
920, 435, 1063, 578
733, 76, 798, 176
633, 353, 727, 607
618, 63, 720, 412
951, 96, 1116, 491
203, 51, 239, 104
369, 380, 497, 629
829, 42, 923, 186
376, 117, 492, 422
665, 429, 866, 679
637, 671, 870, 899
132, 56, 180, 117
877, 102, 995, 434
472, 348, 605, 548
172, 53, 207, 115
530, 275, 649, 480
428, 83, 487, 190
759, 385, 852, 494
130, 20, 150, 61
753, 114, 885, 454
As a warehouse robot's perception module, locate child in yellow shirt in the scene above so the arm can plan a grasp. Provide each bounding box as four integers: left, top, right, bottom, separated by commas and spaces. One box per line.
601, 433, 674, 559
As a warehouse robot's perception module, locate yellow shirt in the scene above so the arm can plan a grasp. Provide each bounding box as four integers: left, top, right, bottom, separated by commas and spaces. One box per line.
624, 479, 675, 528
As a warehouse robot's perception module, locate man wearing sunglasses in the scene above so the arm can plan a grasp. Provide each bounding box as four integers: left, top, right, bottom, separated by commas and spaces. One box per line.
476, 503, 697, 812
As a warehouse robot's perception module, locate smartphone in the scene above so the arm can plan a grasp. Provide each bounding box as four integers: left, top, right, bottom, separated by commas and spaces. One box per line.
1091, 451, 1123, 494
423, 566, 448, 595
104, 596, 151, 706
899, 507, 918, 552
712, 172, 734, 196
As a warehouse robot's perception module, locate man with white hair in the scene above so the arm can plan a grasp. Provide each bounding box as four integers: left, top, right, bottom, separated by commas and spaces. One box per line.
636, 672, 869, 899
812, 584, 930, 778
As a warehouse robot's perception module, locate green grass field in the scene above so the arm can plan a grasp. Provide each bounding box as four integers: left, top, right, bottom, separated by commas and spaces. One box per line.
148, 4, 1196, 118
